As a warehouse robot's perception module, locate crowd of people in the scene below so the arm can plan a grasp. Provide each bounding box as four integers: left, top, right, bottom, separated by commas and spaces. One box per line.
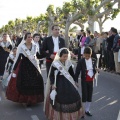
70, 28, 120, 75
0, 25, 120, 120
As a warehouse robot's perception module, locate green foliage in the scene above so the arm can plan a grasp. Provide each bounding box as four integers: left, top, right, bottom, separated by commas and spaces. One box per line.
56, 7, 62, 14
69, 26, 78, 32
62, 2, 76, 16
87, 10, 95, 15
47, 5, 55, 14
111, 9, 120, 19
8, 20, 15, 29
106, 3, 112, 9
0, 28, 3, 34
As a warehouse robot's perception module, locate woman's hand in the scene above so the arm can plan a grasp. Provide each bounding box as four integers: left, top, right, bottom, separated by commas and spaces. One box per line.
46, 50, 49, 53
52, 85, 56, 90
4, 48, 10, 52
96, 68, 100, 72
12, 70, 15, 73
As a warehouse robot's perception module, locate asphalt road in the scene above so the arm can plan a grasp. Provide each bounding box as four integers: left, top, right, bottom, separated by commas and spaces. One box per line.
0, 63, 120, 120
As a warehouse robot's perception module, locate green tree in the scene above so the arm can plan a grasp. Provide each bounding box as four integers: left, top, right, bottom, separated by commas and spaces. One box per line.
86, 0, 120, 33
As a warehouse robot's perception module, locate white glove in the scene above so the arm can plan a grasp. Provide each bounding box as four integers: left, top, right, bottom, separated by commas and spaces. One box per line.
12, 73, 16, 78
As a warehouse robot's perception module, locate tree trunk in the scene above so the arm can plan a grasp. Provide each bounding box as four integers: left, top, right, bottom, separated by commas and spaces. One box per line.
65, 22, 71, 48
97, 19, 103, 33
99, 23, 103, 33
36, 24, 40, 33
88, 21, 94, 33
80, 25, 84, 30
48, 21, 53, 36
88, 16, 95, 34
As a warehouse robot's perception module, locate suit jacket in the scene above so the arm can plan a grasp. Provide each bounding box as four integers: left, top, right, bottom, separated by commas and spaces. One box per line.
42, 36, 65, 60
16, 37, 23, 46
78, 35, 83, 47
107, 35, 114, 51
75, 58, 97, 83
112, 34, 120, 52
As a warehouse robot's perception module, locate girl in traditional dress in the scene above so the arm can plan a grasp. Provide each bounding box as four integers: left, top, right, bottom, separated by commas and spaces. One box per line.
6, 32, 44, 106
2, 47, 17, 87
0, 33, 12, 80
44, 48, 84, 120
5, 47, 17, 73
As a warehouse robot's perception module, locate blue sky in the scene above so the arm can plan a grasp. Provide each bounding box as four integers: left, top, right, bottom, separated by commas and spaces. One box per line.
0, 0, 120, 32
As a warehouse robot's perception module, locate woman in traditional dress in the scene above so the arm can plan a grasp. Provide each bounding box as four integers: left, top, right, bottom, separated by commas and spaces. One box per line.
80, 32, 86, 57
0, 33, 12, 80
44, 48, 84, 120
11, 35, 17, 48
6, 32, 44, 106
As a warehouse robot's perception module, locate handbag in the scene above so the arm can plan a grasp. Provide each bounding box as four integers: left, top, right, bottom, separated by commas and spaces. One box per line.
50, 70, 58, 105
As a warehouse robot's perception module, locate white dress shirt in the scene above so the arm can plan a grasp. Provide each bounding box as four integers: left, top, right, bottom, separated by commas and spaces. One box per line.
52, 36, 59, 52
85, 58, 93, 78
33, 41, 40, 52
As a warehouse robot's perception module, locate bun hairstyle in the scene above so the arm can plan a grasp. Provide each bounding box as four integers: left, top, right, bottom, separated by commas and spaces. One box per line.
24, 32, 31, 40
59, 49, 69, 57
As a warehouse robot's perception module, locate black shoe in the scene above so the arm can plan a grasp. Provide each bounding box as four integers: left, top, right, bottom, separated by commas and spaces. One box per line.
81, 116, 84, 119
85, 111, 92, 116
26, 103, 31, 107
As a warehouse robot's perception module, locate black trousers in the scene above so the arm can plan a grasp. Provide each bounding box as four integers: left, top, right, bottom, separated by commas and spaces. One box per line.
103, 50, 109, 69
81, 81, 93, 102
91, 51, 97, 60
78, 47, 81, 60
108, 51, 115, 70
46, 62, 52, 76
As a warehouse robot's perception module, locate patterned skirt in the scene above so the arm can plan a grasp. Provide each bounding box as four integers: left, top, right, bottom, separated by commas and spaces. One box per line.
6, 60, 44, 104
45, 91, 84, 120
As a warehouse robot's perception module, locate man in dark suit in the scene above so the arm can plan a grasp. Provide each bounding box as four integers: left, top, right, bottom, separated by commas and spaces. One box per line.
42, 25, 65, 75
16, 30, 27, 46
107, 28, 115, 72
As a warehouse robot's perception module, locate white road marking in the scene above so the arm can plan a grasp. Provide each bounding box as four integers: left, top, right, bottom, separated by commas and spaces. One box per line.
93, 92, 99, 96
95, 96, 106, 102
117, 110, 120, 120
31, 115, 39, 120
26, 107, 32, 111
